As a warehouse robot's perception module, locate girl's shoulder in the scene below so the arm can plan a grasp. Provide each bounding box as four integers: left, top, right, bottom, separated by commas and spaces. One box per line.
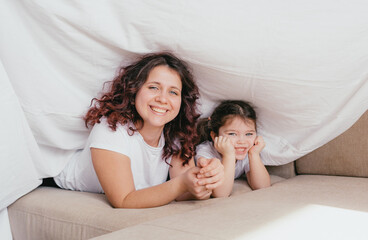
195, 141, 220, 160
196, 141, 213, 150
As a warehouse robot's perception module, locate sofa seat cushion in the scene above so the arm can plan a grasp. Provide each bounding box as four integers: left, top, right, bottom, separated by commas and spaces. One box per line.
92, 175, 368, 240
8, 175, 284, 240
8, 187, 219, 240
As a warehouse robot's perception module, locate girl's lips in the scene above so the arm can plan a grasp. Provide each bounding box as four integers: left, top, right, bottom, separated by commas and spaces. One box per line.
235, 147, 248, 157
235, 147, 247, 152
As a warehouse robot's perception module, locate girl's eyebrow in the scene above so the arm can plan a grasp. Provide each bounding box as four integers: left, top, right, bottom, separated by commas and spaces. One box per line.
225, 129, 256, 132
224, 129, 238, 132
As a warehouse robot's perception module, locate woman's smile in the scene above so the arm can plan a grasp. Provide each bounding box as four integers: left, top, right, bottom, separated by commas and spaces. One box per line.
150, 105, 168, 114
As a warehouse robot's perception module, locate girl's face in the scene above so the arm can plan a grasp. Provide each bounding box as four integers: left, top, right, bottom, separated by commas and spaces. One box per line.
216, 116, 257, 160
135, 65, 182, 131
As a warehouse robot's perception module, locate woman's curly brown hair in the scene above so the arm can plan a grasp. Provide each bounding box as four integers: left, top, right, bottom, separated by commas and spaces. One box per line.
84, 52, 200, 165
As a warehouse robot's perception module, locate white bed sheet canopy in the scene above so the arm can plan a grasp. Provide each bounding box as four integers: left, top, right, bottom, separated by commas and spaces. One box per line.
1, 0, 368, 211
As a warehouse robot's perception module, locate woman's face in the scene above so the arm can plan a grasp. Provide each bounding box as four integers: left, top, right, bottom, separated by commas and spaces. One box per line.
216, 116, 257, 160
135, 65, 182, 131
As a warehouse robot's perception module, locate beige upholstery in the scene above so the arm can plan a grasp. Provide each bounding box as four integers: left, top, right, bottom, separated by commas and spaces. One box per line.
266, 161, 296, 179
296, 111, 368, 177
8, 187, 220, 240
8, 176, 284, 240
92, 175, 368, 240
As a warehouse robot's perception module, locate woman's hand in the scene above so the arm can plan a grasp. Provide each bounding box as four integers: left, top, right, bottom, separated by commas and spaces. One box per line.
248, 136, 265, 155
181, 167, 212, 200
196, 157, 225, 190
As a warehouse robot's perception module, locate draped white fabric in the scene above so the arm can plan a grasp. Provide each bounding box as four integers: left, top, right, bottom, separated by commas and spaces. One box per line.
1, 0, 368, 232
0, 58, 41, 238
0, 209, 12, 240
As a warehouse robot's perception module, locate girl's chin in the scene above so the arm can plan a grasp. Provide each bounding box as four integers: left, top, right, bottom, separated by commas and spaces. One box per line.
235, 155, 247, 161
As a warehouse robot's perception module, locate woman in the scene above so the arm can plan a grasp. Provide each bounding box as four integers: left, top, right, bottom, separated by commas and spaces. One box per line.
53, 52, 224, 208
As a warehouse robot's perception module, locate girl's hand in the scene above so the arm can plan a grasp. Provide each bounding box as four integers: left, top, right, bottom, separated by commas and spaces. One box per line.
182, 167, 212, 199
248, 136, 265, 155
213, 136, 235, 157
196, 157, 225, 190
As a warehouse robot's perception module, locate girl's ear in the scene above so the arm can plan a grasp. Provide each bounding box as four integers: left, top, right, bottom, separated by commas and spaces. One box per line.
210, 131, 216, 142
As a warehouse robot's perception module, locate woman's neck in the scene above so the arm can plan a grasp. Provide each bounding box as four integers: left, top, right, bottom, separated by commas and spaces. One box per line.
135, 121, 164, 147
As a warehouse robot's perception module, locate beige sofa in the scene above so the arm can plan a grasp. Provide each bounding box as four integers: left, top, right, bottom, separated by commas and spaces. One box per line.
8, 111, 368, 240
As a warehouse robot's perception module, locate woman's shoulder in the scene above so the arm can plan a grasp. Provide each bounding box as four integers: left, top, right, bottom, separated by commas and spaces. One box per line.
87, 118, 136, 156
90, 118, 133, 139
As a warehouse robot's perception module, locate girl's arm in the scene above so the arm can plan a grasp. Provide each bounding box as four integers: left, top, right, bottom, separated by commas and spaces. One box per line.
91, 148, 204, 208
246, 136, 271, 190
204, 136, 236, 198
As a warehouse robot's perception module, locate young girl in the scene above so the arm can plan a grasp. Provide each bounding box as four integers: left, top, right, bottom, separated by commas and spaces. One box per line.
196, 100, 270, 198
53, 52, 225, 208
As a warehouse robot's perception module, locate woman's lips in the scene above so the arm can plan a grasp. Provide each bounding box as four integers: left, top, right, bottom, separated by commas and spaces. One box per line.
150, 106, 168, 114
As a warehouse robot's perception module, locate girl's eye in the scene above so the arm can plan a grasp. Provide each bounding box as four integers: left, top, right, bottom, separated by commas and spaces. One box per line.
227, 133, 236, 136
246, 133, 253, 136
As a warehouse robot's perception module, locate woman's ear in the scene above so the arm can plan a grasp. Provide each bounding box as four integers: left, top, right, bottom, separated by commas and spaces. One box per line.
210, 131, 216, 142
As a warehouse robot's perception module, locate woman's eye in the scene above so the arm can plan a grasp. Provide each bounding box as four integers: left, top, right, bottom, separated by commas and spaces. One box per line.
170, 90, 179, 96
246, 133, 253, 136
148, 86, 159, 90
228, 133, 236, 136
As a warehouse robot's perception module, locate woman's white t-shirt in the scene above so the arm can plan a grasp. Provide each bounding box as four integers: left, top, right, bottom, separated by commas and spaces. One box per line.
195, 141, 249, 179
54, 119, 171, 193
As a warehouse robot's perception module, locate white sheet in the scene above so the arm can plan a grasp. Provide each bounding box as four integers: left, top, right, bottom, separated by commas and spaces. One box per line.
0, 58, 41, 206
1, 0, 368, 223
0, 209, 12, 240
0, 58, 41, 238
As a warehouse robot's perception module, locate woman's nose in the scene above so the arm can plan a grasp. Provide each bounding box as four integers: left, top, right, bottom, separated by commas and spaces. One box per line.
155, 92, 168, 103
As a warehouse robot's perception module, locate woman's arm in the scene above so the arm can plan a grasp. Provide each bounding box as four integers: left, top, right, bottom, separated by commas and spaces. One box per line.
91, 148, 198, 208
246, 136, 271, 190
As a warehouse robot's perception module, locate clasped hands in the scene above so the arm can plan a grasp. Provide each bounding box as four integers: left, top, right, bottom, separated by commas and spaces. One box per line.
184, 157, 225, 199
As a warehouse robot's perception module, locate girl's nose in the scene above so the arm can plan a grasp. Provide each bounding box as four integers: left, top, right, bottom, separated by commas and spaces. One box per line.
236, 136, 246, 144
238, 135, 253, 146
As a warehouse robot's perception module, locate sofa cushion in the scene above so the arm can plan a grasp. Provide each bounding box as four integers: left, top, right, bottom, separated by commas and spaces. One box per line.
92, 175, 368, 240
8, 187, 219, 240
8, 175, 284, 240
296, 110, 368, 177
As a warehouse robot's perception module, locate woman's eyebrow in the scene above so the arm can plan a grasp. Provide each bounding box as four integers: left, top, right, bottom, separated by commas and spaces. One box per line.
170, 86, 182, 91
147, 81, 181, 91
147, 81, 160, 85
